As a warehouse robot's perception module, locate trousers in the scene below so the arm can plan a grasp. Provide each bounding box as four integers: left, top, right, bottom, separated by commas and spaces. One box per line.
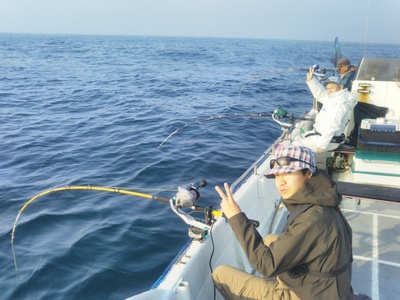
212, 234, 301, 300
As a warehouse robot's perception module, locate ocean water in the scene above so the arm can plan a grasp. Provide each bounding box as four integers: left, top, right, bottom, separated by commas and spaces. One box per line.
1, 33, 399, 299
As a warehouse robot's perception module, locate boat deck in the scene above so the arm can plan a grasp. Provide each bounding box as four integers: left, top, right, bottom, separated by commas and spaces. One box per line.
313, 148, 400, 299
342, 196, 400, 299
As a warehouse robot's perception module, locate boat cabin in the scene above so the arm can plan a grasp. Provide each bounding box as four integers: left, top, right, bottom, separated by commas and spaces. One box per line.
324, 57, 400, 200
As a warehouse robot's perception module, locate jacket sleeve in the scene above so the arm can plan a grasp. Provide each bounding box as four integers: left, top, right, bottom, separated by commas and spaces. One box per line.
228, 211, 323, 278
306, 78, 326, 103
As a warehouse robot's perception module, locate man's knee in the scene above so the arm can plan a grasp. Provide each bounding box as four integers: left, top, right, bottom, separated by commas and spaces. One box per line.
212, 265, 230, 284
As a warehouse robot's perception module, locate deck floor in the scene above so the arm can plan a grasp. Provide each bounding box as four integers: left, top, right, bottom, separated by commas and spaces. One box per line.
342, 196, 400, 299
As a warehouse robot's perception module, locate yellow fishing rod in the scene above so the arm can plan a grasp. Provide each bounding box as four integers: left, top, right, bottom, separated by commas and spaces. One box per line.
10, 181, 224, 271
11, 185, 170, 242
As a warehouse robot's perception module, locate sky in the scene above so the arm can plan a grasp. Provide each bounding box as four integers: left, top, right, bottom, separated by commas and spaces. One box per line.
1, 0, 399, 44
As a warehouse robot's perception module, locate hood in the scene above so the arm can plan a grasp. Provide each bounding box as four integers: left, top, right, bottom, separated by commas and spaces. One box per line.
282, 170, 342, 211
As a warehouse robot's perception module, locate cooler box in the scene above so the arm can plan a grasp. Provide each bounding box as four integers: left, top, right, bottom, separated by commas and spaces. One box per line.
352, 150, 400, 186
356, 118, 400, 152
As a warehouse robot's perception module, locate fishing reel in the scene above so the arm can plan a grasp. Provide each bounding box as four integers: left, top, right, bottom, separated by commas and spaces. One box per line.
171, 179, 217, 241
175, 179, 207, 208
272, 107, 294, 132
313, 64, 327, 81
312, 63, 338, 83
272, 107, 314, 137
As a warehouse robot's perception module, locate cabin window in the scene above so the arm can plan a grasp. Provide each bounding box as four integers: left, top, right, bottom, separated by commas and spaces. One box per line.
355, 58, 400, 82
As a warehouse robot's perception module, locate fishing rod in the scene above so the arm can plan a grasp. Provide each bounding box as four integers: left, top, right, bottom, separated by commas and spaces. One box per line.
158, 113, 269, 149
238, 64, 337, 96
10, 180, 224, 271
162, 60, 336, 150
158, 109, 313, 148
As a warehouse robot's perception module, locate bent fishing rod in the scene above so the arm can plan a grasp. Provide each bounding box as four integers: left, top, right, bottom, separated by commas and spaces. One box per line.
158, 108, 313, 148
10, 180, 225, 271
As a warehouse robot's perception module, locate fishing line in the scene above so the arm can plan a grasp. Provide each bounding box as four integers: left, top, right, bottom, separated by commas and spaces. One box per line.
158, 113, 273, 149
158, 110, 312, 149
158, 67, 320, 149
238, 68, 304, 96
10, 185, 170, 272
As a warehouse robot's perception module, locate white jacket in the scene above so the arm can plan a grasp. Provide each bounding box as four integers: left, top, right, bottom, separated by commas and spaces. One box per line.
307, 78, 356, 150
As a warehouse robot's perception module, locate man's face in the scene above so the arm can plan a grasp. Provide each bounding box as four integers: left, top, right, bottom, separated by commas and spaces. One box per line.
326, 83, 342, 94
274, 170, 309, 199
336, 64, 348, 74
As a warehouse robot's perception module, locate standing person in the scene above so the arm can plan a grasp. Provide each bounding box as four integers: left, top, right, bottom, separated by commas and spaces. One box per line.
336, 58, 357, 91
213, 145, 354, 300
292, 67, 357, 153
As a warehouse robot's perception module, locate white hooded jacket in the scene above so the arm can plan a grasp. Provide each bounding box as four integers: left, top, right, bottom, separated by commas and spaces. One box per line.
307, 78, 357, 150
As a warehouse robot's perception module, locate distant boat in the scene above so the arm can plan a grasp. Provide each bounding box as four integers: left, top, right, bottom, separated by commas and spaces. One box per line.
128, 46, 400, 300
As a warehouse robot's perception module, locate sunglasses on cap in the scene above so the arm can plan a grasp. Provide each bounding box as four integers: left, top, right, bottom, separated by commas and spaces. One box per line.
270, 157, 309, 169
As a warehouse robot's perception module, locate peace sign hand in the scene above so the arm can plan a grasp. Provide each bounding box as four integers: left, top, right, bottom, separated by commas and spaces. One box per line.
215, 183, 242, 219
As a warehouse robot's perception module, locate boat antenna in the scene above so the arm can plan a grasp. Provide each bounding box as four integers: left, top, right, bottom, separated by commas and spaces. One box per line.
363, 0, 370, 57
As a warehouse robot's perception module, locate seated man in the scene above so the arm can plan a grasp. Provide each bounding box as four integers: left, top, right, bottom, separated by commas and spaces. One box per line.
213, 145, 354, 300
336, 58, 357, 91
292, 67, 356, 152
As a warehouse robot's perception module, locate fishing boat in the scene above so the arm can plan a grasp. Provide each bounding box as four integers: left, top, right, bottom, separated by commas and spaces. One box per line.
127, 55, 400, 299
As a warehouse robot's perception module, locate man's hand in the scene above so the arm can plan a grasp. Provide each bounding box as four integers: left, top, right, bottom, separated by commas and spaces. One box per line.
306, 67, 314, 82
215, 183, 241, 219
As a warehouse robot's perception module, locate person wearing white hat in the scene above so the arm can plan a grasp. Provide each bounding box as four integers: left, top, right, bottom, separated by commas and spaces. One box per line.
292, 67, 356, 153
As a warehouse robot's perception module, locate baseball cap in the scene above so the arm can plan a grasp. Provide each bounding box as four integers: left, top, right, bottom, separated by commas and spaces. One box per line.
264, 145, 316, 179
335, 58, 350, 71
324, 76, 342, 86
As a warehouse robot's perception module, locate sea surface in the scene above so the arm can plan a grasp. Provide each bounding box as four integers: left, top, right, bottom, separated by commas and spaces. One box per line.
1, 33, 399, 299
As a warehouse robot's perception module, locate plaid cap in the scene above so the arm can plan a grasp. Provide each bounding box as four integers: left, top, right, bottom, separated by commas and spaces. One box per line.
264, 145, 316, 179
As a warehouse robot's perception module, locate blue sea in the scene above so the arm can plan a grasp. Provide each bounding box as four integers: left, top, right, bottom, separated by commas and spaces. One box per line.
1, 33, 399, 299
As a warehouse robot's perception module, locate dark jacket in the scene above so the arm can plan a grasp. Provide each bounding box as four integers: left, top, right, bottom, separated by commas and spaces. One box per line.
228, 170, 353, 300
341, 67, 356, 91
